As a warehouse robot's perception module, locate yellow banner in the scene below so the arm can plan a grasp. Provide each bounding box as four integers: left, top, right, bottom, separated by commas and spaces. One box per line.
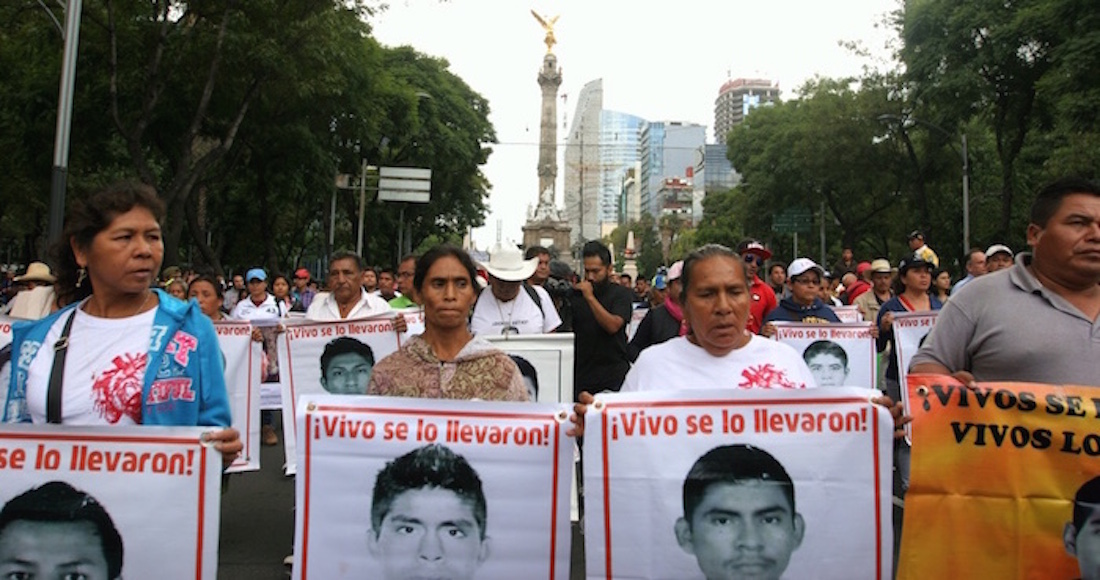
899, 375, 1100, 579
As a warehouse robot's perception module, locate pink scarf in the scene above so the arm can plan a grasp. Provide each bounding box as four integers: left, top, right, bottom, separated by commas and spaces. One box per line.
664, 295, 689, 336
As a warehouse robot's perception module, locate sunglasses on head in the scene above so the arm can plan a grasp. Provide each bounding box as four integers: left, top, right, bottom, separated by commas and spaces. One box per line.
743, 254, 764, 266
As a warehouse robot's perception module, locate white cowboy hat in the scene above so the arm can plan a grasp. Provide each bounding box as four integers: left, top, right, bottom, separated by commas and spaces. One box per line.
14, 262, 56, 284
480, 243, 537, 282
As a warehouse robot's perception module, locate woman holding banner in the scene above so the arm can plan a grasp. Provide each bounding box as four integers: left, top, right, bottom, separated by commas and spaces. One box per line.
876, 254, 942, 498
876, 255, 943, 402
3, 182, 241, 465
368, 245, 529, 401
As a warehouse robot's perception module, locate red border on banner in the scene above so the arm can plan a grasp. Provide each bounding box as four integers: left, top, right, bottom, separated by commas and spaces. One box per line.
597, 395, 883, 580
0, 431, 209, 579
285, 334, 299, 442
301, 413, 313, 576
215, 320, 255, 469
298, 407, 564, 580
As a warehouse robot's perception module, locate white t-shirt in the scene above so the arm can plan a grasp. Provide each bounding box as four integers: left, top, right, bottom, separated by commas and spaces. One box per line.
469, 284, 561, 335
26, 307, 156, 425
622, 335, 816, 392
231, 293, 284, 321
305, 289, 392, 321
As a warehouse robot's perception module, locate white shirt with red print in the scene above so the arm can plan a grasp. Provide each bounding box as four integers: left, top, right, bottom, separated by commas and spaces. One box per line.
621, 335, 815, 392
25, 307, 156, 425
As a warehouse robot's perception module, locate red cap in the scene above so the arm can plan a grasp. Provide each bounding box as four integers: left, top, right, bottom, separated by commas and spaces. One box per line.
856, 261, 872, 275
294, 268, 310, 280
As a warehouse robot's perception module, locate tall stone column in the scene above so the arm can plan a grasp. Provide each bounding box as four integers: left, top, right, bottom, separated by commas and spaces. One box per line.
536, 54, 561, 208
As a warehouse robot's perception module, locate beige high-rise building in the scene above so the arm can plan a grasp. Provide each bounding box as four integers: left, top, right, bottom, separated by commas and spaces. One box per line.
713, 78, 780, 143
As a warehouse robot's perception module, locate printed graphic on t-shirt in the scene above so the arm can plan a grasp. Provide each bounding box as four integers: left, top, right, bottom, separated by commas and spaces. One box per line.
92, 353, 147, 423
738, 363, 803, 389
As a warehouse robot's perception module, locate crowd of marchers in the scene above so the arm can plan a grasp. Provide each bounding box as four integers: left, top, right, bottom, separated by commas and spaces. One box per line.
0, 175, 1097, 577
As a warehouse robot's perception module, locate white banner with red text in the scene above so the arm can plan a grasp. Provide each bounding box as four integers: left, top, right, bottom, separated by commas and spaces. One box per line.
212, 320, 262, 473
771, 322, 877, 389
292, 394, 573, 580
278, 316, 402, 475
0, 424, 222, 579
583, 388, 893, 580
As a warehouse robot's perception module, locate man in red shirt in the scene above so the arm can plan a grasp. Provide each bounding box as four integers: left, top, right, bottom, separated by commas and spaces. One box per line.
737, 239, 778, 334
843, 261, 873, 304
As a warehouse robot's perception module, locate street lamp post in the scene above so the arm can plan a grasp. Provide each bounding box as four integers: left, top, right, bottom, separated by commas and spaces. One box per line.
877, 114, 970, 258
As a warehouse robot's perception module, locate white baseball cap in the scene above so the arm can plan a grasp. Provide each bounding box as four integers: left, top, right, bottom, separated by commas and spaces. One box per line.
788, 258, 824, 278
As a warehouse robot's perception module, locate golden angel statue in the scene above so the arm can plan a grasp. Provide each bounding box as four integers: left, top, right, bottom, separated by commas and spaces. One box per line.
531, 10, 560, 53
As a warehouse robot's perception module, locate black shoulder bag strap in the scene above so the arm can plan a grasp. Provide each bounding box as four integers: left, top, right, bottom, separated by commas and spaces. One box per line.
522, 282, 545, 316
47, 311, 77, 424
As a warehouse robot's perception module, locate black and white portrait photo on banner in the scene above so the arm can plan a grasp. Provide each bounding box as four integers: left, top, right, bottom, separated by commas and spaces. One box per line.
890, 311, 938, 442
292, 395, 573, 580
771, 322, 877, 389
583, 388, 893, 580
278, 317, 401, 475
0, 424, 223, 579
257, 323, 284, 411
484, 333, 575, 404
212, 320, 262, 473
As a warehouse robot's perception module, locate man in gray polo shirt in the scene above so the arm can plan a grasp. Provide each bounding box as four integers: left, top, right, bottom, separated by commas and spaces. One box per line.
910, 177, 1100, 385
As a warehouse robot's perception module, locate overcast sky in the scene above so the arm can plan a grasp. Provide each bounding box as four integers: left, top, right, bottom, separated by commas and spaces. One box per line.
371, 0, 900, 250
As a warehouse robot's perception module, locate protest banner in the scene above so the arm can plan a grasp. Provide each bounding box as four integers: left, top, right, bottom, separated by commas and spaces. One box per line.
0, 316, 14, 408
484, 333, 575, 404
772, 322, 877, 389
627, 306, 648, 341
212, 320, 262, 473
831, 305, 863, 323
278, 317, 402, 475
396, 306, 426, 338
584, 388, 894, 580
293, 394, 573, 580
257, 325, 284, 410
900, 376, 1100, 579
0, 314, 12, 349
891, 311, 938, 441
0, 424, 222, 579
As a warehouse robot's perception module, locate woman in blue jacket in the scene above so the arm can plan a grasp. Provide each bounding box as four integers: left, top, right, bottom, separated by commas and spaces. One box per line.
4, 182, 240, 465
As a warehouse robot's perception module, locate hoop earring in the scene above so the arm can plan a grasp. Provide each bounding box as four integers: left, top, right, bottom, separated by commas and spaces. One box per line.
76, 267, 86, 288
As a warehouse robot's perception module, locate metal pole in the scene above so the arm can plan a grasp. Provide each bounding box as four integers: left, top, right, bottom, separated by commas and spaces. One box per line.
47, 0, 84, 245
819, 200, 826, 267
961, 133, 970, 257
397, 205, 405, 261
328, 189, 336, 257
356, 158, 367, 257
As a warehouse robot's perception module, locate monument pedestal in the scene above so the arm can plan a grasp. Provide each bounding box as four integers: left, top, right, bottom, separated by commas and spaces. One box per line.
523, 219, 572, 255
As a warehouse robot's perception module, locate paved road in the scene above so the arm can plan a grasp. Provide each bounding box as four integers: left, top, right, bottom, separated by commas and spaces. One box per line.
216, 425, 585, 579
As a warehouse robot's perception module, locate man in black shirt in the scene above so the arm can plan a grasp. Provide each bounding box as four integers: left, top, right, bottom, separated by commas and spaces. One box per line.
572, 241, 634, 397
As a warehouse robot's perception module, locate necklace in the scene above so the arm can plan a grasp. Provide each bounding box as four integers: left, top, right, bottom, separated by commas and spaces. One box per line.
494, 293, 521, 335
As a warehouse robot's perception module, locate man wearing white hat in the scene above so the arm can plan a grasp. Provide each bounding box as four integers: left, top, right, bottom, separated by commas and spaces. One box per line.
470, 243, 561, 336
1, 262, 58, 319
984, 243, 1014, 273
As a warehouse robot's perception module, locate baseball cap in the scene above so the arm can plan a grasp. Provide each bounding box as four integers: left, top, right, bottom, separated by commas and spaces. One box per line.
294, 268, 311, 280
737, 239, 773, 259
985, 244, 1013, 258
245, 268, 267, 282
788, 258, 824, 279
870, 259, 892, 274
855, 261, 872, 275
667, 260, 684, 282
908, 230, 924, 240
898, 254, 931, 274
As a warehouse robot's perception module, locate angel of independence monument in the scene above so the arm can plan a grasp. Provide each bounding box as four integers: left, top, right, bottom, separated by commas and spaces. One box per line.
523, 11, 571, 252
